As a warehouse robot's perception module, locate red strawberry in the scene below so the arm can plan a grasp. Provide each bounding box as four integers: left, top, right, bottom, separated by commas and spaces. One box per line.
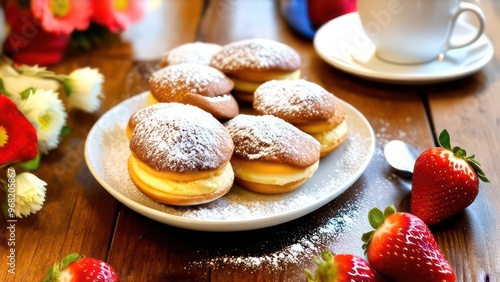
362, 206, 455, 282
411, 129, 489, 225
44, 253, 118, 282
305, 251, 377, 282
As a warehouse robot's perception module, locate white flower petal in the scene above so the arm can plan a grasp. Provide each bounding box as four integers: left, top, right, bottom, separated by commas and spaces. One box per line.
66, 67, 104, 113
17, 89, 67, 154
14, 172, 47, 218
3, 75, 60, 96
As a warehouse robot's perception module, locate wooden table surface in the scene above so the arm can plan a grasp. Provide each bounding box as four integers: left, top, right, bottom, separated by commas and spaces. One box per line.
1, 0, 499, 281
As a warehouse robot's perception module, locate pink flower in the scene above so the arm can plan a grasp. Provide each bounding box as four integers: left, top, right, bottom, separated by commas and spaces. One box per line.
31, 0, 93, 35
91, 0, 146, 33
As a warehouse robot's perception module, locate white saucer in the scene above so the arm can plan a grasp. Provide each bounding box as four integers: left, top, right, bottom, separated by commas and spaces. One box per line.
313, 12, 494, 84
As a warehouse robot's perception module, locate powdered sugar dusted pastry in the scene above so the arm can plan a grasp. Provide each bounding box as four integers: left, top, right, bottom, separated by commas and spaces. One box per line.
210, 38, 301, 103
126, 103, 168, 140
253, 79, 347, 157
159, 42, 222, 67
224, 114, 320, 194
148, 63, 239, 120
128, 103, 235, 206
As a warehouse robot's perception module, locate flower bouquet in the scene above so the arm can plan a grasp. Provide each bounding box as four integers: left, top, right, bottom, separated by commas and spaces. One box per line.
2, 0, 146, 66
0, 55, 104, 218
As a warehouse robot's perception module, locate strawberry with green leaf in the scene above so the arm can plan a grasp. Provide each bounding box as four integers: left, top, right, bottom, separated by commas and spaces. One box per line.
44, 253, 118, 282
362, 206, 455, 282
411, 129, 489, 225
305, 251, 376, 282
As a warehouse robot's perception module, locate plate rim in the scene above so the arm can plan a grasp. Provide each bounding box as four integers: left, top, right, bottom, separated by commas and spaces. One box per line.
84, 93, 375, 232
313, 12, 494, 84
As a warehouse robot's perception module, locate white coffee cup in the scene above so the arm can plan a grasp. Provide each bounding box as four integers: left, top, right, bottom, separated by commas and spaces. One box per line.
357, 0, 486, 64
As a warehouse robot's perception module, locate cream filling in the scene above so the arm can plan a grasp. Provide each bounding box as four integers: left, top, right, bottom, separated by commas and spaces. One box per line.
231, 70, 302, 93
130, 155, 234, 196
231, 160, 319, 186
311, 120, 348, 147
296, 120, 335, 134
147, 92, 158, 105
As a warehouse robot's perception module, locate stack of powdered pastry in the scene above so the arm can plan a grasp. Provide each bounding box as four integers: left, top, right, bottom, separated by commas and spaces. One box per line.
210, 38, 302, 103
125, 39, 348, 205
253, 79, 347, 157
127, 103, 235, 206
148, 63, 239, 120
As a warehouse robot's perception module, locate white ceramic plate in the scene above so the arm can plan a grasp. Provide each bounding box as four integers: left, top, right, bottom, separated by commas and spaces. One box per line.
314, 12, 494, 84
84, 92, 375, 232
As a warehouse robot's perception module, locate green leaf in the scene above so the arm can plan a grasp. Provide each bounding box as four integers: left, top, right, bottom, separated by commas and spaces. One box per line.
368, 207, 385, 229
361, 230, 375, 244
19, 153, 41, 171
62, 80, 72, 97
384, 205, 396, 217
60, 253, 80, 269
362, 206, 397, 252
60, 126, 72, 137
467, 158, 490, 183
439, 129, 452, 150
306, 251, 337, 282
0, 79, 9, 96
20, 87, 37, 100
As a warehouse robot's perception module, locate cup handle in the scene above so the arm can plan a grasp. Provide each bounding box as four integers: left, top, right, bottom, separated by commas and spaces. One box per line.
448, 2, 486, 50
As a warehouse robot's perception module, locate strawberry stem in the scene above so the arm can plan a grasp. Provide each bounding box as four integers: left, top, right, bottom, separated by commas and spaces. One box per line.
44, 253, 81, 282
438, 129, 490, 183
304, 251, 338, 282
362, 206, 396, 253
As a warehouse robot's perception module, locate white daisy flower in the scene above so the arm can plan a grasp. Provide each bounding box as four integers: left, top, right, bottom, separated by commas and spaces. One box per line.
65, 67, 104, 113
13, 172, 47, 218
17, 89, 67, 154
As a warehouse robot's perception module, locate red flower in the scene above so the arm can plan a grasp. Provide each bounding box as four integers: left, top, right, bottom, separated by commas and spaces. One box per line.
31, 0, 93, 35
0, 96, 38, 166
91, 0, 146, 32
2, 14, 70, 66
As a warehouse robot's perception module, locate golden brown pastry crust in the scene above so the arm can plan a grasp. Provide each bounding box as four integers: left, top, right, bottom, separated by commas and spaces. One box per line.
127, 102, 170, 139
210, 38, 301, 74
224, 114, 320, 168
159, 42, 222, 67
253, 79, 340, 123
253, 79, 348, 157
232, 91, 255, 104
234, 177, 309, 194
128, 159, 233, 206
182, 93, 239, 120
319, 133, 348, 157
148, 64, 238, 119
149, 64, 234, 100
129, 103, 234, 173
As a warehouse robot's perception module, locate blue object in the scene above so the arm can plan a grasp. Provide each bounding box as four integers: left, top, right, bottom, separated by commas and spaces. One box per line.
282, 0, 317, 40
